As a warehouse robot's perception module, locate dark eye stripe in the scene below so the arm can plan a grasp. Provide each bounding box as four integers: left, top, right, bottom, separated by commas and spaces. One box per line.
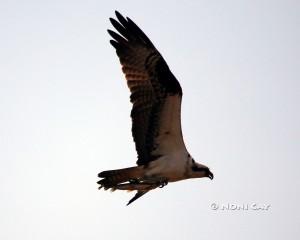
192, 166, 206, 172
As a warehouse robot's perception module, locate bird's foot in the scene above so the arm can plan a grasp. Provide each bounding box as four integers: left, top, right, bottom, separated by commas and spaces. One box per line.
158, 178, 168, 188
129, 178, 140, 184
141, 177, 168, 188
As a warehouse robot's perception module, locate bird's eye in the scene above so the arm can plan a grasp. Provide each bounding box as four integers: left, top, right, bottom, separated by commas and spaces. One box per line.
192, 166, 201, 172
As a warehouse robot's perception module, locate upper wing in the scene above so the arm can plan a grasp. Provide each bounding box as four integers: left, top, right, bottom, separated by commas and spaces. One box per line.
108, 11, 185, 165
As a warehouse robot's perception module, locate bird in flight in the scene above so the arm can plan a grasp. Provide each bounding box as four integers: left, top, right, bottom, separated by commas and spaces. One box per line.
98, 11, 213, 205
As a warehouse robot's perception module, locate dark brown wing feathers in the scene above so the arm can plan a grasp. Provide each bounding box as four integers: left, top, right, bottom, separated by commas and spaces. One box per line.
109, 11, 182, 165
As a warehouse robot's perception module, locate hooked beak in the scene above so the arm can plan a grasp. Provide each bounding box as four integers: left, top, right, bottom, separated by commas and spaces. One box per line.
207, 170, 214, 180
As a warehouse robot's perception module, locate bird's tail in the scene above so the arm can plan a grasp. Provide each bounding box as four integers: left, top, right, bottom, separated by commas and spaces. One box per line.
97, 166, 162, 205
97, 166, 144, 190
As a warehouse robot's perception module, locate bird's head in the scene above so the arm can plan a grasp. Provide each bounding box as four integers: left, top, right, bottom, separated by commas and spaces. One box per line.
190, 160, 214, 180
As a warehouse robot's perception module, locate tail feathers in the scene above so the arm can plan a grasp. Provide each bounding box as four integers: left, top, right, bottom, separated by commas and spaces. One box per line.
97, 166, 160, 205
97, 166, 143, 189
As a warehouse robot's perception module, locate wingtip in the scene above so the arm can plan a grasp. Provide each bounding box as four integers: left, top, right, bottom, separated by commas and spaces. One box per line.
107, 29, 113, 35
126, 191, 149, 206
126, 198, 135, 206
115, 10, 122, 18
109, 39, 119, 49
109, 17, 114, 24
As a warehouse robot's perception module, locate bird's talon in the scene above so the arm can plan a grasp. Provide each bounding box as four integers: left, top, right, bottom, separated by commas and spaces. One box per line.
159, 179, 168, 188
129, 179, 140, 184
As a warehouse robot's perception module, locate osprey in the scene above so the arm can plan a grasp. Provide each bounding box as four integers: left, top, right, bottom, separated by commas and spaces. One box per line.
98, 11, 213, 205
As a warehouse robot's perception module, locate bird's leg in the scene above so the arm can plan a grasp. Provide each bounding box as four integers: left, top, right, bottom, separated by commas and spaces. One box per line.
158, 178, 168, 188
141, 177, 168, 188
129, 178, 140, 184
110, 177, 168, 191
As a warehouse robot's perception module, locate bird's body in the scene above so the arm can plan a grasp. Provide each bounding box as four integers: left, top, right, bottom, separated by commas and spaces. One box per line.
98, 11, 213, 205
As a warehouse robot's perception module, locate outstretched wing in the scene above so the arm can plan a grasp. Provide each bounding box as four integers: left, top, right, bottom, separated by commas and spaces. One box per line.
108, 11, 185, 165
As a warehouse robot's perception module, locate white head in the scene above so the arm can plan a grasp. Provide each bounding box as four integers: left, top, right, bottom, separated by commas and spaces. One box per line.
188, 154, 214, 180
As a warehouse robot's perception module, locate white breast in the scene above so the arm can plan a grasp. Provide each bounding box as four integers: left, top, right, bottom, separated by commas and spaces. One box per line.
146, 149, 189, 182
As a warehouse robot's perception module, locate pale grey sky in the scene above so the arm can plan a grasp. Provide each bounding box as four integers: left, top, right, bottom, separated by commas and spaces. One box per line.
1, 0, 299, 239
